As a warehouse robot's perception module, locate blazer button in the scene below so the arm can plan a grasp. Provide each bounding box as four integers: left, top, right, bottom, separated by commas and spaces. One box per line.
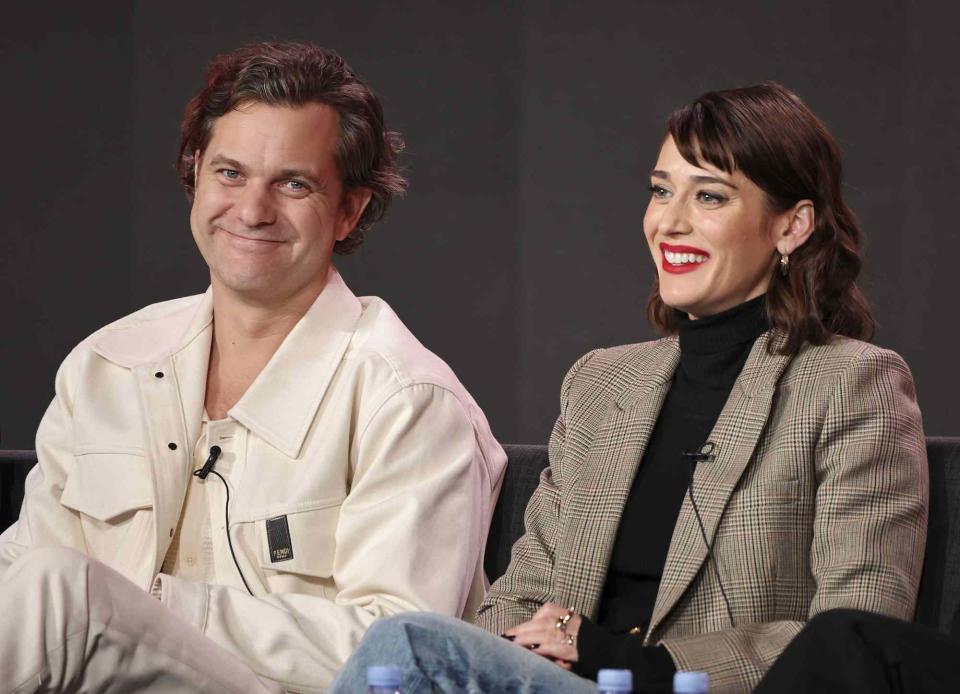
155, 371, 164, 378
168, 442, 178, 450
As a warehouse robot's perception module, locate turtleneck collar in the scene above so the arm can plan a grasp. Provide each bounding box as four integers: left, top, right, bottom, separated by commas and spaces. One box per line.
673, 295, 769, 388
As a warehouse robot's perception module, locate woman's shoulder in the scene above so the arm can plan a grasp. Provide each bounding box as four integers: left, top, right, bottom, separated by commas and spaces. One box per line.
783, 334, 914, 387
560, 336, 679, 402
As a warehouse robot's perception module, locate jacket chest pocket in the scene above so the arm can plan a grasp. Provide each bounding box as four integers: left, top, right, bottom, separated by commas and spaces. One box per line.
256, 502, 342, 585
61, 451, 155, 572
62, 452, 153, 522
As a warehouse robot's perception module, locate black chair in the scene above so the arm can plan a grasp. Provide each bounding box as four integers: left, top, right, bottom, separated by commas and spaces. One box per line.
4, 440, 960, 634
0, 450, 34, 532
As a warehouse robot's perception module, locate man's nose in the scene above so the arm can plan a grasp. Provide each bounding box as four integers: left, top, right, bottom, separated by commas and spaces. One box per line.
237, 183, 276, 228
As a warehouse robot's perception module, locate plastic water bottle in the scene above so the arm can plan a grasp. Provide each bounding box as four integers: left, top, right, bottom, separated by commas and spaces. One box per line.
366, 665, 402, 694
597, 668, 633, 693
673, 670, 709, 693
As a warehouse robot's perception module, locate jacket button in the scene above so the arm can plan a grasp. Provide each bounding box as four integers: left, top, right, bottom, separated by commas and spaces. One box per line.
155, 371, 164, 378
169, 528, 174, 537
168, 442, 178, 450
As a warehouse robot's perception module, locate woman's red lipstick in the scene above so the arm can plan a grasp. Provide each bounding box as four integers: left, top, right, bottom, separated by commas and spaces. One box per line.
660, 243, 710, 274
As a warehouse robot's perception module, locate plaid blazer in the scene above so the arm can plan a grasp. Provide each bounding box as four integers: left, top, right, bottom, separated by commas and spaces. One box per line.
476, 331, 928, 693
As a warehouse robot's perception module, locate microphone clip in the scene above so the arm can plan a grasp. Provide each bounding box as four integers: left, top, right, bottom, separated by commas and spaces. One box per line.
195, 445, 222, 480
681, 441, 717, 464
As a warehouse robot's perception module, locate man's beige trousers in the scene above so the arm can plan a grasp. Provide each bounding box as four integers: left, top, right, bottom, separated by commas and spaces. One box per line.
1, 547, 282, 693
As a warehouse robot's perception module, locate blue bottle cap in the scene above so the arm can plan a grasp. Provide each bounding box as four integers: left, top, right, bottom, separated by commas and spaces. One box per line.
367, 665, 402, 688
673, 670, 709, 693
597, 668, 633, 691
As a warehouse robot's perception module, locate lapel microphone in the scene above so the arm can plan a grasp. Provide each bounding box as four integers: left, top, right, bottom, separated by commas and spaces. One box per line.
195, 445, 222, 480
681, 441, 717, 464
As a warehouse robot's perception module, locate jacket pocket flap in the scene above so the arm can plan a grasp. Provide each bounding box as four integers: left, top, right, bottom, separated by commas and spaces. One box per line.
257, 503, 340, 578
62, 452, 153, 522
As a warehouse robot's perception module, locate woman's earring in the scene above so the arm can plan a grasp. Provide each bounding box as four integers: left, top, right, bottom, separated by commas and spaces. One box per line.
779, 254, 790, 276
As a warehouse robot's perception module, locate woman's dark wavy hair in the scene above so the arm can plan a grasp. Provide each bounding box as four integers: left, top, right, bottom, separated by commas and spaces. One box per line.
647, 82, 874, 354
177, 41, 406, 254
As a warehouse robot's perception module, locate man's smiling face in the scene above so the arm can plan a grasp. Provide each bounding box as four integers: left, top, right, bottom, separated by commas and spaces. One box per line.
190, 101, 367, 306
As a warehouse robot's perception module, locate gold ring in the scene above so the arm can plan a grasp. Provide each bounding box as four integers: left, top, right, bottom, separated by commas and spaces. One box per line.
564, 633, 575, 646
555, 617, 567, 632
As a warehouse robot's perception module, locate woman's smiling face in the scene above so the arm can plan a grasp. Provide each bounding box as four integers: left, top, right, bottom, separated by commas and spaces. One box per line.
643, 136, 795, 319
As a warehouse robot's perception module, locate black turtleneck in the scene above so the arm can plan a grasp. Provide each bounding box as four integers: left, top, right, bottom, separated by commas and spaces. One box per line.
574, 296, 769, 689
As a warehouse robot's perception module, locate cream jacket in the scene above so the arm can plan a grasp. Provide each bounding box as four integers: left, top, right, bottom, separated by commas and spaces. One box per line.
0, 269, 506, 692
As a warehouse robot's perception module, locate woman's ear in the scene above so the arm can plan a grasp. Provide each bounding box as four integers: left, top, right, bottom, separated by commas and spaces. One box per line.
776, 200, 815, 256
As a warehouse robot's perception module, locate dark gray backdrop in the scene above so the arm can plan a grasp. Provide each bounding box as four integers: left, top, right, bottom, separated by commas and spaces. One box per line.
3, 1, 958, 449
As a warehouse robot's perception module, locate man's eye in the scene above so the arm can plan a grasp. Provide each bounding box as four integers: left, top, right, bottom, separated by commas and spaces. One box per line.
218, 169, 240, 180
285, 180, 306, 191
697, 191, 726, 204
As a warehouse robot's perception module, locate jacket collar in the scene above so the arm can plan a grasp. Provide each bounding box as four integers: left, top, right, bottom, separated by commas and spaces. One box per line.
91, 290, 214, 369
91, 269, 363, 460
229, 270, 362, 459
553, 338, 681, 616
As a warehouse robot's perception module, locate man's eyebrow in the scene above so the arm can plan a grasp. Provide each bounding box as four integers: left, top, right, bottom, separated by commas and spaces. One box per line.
207, 155, 245, 170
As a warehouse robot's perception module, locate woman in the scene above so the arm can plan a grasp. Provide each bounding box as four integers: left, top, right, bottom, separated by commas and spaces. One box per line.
331, 82, 928, 693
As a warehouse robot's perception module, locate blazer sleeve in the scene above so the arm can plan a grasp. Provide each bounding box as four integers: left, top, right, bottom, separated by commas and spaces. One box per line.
474, 350, 599, 635
658, 347, 929, 693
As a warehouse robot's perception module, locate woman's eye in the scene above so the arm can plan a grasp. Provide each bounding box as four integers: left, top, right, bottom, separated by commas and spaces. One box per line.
648, 184, 670, 198
697, 190, 726, 204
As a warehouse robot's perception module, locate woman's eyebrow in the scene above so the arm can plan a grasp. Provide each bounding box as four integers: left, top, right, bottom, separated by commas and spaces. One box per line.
690, 174, 738, 189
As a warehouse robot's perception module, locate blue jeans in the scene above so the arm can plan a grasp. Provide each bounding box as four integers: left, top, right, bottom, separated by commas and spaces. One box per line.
330, 613, 599, 693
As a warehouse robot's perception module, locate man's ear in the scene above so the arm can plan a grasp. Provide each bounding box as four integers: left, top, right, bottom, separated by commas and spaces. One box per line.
776, 200, 815, 256
335, 187, 373, 241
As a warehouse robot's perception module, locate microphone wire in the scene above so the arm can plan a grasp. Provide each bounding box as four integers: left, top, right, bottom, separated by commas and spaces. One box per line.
684, 443, 736, 629
193, 447, 254, 596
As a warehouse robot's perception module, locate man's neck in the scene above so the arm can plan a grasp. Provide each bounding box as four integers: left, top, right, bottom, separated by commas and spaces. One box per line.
204, 274, 329, 419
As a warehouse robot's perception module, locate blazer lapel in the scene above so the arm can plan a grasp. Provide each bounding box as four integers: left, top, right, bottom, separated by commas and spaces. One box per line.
647, 331, 793, 638
553, 339, 680, 618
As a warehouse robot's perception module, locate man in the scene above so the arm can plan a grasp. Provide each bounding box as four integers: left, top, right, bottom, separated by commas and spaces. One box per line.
0, 41, 505, 693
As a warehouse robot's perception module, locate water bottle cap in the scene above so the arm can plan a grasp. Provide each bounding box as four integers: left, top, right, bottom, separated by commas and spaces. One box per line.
673, 670, 709, 693
367, 665, 402, 687
597, 668, 633, 691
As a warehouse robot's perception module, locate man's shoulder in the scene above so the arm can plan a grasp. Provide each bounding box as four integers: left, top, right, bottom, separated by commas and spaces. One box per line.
69, 294, 207, 364
346, 296, 471, 397
86, 295, 205, 338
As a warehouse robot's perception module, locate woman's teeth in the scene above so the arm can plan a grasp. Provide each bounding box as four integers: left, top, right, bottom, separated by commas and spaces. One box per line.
665, 251, 708, 264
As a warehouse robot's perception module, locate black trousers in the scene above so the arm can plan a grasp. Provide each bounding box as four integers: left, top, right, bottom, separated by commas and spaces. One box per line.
754, 609, 960, 693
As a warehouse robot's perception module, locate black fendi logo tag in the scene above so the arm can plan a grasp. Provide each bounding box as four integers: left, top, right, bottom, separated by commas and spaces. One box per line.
266, 515, 294, 563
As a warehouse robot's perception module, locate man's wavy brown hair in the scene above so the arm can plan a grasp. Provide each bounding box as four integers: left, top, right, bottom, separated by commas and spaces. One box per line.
177, 41, 406, 254
647, 82, 874, 354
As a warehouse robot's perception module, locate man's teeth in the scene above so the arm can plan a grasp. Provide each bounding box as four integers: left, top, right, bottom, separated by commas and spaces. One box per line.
665, 251, 708, 265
